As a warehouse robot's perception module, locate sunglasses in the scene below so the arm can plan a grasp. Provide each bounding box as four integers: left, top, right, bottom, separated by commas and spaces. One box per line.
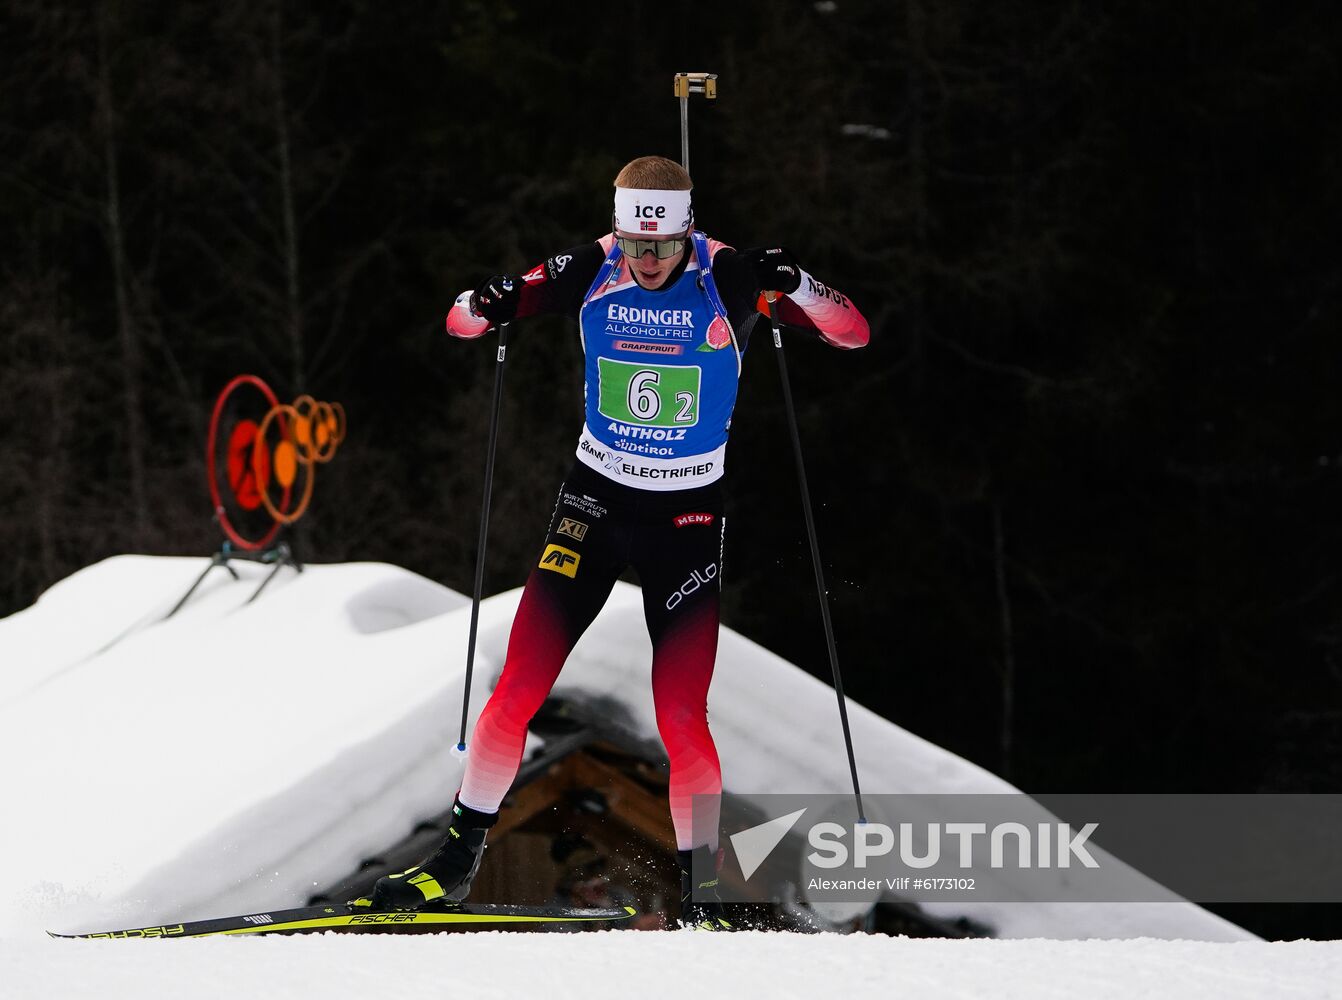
616, 234, 687, 260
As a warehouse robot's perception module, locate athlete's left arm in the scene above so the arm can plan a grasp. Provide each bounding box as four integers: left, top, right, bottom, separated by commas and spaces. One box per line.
712, 247, 870, 349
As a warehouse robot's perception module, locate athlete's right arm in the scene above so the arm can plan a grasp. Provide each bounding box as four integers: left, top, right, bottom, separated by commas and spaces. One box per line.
445, 243, 607, 339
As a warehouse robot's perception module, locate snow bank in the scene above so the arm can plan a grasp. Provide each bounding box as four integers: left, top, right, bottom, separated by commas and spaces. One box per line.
0, 556, 1251, 943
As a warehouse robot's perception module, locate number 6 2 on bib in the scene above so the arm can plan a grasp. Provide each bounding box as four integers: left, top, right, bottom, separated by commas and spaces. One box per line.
597, 358, 700, 428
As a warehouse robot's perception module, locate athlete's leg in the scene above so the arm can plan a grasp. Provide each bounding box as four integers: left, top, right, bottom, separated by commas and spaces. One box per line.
457, 488, 621, 812
637, 505, 726, 852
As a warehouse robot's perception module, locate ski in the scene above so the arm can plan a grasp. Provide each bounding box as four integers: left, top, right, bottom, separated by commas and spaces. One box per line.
48, 899, 639, 939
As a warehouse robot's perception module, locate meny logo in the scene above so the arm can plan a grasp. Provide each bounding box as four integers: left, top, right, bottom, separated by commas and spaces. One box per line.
673, 512, 715, 528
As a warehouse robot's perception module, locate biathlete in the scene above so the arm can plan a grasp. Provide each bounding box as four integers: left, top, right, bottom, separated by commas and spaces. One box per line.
372, 155, 869, 929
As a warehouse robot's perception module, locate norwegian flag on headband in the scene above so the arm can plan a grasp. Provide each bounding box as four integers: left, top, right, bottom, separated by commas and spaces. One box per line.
639, 220, 658, 232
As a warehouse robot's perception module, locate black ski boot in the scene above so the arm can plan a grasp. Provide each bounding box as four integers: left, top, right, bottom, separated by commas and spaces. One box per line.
678, 844, 733, 931
369, 798, 499, 910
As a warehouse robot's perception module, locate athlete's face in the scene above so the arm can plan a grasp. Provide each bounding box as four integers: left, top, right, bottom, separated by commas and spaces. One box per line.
617, 228, 690, 290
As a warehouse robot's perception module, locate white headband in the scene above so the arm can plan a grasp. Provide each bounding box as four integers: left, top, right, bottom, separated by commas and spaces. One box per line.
613, 187, 693, 235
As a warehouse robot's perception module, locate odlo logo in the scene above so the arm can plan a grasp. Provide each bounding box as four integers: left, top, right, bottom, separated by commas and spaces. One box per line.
540, 544, 581, 579
666, 562, 717, 610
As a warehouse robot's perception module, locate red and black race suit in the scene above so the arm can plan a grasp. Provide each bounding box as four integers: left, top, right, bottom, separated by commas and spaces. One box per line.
459, 460, 725, 850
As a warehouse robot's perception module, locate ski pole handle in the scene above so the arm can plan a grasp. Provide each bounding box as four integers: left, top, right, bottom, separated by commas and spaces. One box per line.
764, 290, 782, 347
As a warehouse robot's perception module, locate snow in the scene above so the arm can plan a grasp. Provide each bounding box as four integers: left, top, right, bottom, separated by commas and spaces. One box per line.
1, 555, 1337, 997
2, 935, 1339, 1000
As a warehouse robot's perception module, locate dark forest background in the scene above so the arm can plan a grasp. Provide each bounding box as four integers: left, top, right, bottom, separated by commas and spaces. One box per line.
2, 0, 1340, 937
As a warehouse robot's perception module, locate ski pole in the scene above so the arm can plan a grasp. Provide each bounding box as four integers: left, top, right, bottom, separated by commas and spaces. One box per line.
765, 292, 867, 824
673, 72, 717, 175
454, 317, 511, 757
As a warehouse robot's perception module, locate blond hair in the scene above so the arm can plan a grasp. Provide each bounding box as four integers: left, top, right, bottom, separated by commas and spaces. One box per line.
613, 155, 692, 191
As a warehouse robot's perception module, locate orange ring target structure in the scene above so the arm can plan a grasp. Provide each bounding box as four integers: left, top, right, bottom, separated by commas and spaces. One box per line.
254, 402, 315, 524
207, 375, 346, 549
292, 395, 347, 464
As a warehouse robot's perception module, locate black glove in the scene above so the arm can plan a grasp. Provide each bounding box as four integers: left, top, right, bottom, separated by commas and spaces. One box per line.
470, 274, 522, 325
739, 246, 802, 294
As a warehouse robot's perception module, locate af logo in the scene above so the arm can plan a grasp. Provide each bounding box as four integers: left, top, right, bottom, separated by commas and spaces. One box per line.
557, 518, 588, 541
540, 543, 581, 578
